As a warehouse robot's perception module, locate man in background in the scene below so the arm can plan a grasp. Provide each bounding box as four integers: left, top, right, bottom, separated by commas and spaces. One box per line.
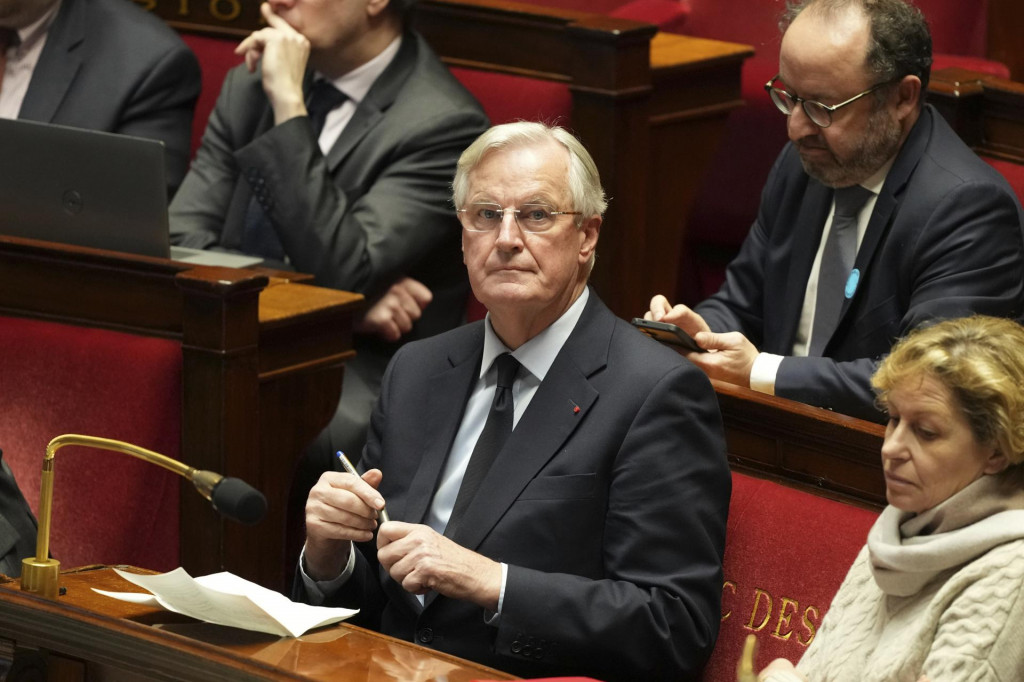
0, 449, 37, 578
169, 0, 489, 499
647, 0, 1024, 421
298, 122, 730, 681
0, 0, 200, 196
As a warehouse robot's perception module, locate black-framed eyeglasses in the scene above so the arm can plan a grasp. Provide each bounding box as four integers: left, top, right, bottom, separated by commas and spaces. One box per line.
765, 75, 893, 128
456, 202, 582, 233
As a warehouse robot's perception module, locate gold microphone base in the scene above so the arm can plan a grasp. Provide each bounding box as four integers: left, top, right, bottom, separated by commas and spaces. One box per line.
21, 557, 61, 599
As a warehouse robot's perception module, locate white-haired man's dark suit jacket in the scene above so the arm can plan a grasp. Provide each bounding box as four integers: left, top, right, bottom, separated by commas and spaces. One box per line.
308, 291, 731, 682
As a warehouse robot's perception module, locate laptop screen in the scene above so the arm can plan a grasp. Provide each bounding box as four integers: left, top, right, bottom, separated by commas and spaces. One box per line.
0, 117, 170, 258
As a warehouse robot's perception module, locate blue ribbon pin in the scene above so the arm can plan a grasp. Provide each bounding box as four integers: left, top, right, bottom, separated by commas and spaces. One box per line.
845, 268, 860, 299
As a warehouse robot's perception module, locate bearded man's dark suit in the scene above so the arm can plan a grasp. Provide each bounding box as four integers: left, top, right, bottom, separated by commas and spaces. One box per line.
16, 0, 200, 196
311, 291, 731, 682
0, 451, 38, 578
696, 105, 1024, 421
170, 32, 489, 468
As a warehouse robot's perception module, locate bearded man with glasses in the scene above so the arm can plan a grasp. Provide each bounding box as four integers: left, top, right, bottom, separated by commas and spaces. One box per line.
646, 0, 1024, 422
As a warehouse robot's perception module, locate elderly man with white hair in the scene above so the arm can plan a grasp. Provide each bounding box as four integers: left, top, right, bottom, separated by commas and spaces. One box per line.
296, 121, 731, 681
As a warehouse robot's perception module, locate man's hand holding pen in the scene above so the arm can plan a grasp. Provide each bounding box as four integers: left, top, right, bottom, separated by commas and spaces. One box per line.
303, 466, 388, 582
305, 452, 502, 609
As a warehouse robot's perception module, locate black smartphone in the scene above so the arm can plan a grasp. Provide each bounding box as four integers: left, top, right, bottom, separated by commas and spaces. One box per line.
631, 318, 706, 353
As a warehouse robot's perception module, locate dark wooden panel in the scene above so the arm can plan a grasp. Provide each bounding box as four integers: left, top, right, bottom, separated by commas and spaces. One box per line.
0, 236, 361, 590
713, 380, 887, 508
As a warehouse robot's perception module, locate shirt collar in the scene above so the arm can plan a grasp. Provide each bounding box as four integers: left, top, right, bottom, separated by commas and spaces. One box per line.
316, 35, 401, 104
480, 287, 590, 382
14, 0, 60, 56
858, 155, 895, 195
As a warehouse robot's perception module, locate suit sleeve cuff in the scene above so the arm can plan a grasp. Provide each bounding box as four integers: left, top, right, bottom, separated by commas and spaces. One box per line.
298, 544, 357, 605
750, 353, 784, 395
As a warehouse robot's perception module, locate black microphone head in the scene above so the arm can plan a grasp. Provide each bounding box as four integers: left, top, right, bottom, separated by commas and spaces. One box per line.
211, 477, 267, 525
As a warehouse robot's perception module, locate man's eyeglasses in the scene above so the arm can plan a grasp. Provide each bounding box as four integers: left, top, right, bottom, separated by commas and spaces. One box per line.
456, 202, 582, 233
764, 75, 893, 128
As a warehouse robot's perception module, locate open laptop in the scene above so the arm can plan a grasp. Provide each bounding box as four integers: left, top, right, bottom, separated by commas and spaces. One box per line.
0, 117, 261, 267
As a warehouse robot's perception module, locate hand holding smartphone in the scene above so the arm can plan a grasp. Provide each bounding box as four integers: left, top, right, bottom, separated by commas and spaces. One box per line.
631, 318, 706, 353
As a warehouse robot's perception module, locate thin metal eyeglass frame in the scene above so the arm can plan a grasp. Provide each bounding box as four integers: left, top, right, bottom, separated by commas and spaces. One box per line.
456, 203, 583, 233
764, 74, 893, 128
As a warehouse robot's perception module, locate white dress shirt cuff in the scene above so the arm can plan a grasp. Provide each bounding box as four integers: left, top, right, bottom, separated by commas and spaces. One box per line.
298, 543, 356, 605
750, 352, 784, 396
483, 562, 509, 626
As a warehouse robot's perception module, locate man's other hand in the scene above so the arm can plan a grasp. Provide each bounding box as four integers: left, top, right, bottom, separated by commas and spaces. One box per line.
355, 277, 433, 342
377, 522, 502, 612
645, 294, 712, 338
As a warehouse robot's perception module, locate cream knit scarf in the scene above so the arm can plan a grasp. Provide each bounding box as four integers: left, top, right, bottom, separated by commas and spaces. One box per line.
868, 465, 1024, 596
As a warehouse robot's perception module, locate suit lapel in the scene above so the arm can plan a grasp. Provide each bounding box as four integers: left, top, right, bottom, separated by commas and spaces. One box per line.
830, 107, 934, 341
448, 295, 609, 552
324, 33, 418, 172
18, 0, 82, 122
399, 329, 483, 527
773, 180, 832, 350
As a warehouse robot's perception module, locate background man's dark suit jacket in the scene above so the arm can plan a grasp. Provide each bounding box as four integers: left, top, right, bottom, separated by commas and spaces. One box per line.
318, 291, 731, 682
0, 451, 38, 578
696, 105, 1024, 421
170, 31, 488, 341
170, 33, 489, 459
16, 0, 200, 196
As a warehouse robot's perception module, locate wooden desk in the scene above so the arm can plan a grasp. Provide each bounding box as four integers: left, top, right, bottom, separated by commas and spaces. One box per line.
0, 236, 363, 590
0, 566, 518, 681
928, 66, 1024, 163
713, 381, 887, 509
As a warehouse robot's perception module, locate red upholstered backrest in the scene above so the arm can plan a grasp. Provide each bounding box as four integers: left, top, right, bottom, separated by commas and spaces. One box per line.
0, 316, 182, 572
985, 157, 1024, 208
179, 33, 244, 158
702, 472, 879, 681
449, 67, 573, 127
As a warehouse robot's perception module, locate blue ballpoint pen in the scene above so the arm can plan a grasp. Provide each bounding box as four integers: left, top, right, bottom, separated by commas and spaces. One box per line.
336, 451, 391, 524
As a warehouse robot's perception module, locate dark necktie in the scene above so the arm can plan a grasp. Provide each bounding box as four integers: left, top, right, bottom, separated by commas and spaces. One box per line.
241, 81, 347, 260
809, 184, 873, 356
0, 28, 21, 95
445, 353, 520, 540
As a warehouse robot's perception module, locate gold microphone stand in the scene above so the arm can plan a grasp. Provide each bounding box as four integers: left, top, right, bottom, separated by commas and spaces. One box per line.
21, 434, 228, 598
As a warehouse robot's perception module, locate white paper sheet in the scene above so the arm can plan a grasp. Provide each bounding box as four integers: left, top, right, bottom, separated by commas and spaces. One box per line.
94, 567, 358, 638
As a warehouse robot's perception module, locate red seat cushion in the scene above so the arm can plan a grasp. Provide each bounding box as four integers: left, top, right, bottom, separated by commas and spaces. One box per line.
180, 33, 244, 158
0, 316, 182, 571
701, 472, 879, 681
984, 157, 1024, 206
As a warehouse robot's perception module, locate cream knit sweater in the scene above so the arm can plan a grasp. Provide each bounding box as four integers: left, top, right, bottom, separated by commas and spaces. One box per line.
797, 468, 1024, 682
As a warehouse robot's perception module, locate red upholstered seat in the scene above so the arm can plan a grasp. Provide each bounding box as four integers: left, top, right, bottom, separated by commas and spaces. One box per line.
985, 157, 1024, 208
179, 33, 244, 158
0, 316, 182, 572
702, 472, 879, 681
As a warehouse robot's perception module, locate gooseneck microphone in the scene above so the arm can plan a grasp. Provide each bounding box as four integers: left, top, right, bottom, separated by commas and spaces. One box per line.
21, 434, 267, 598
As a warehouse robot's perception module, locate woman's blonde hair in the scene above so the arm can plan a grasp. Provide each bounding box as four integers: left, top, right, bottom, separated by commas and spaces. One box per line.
872, 315, 1024, 464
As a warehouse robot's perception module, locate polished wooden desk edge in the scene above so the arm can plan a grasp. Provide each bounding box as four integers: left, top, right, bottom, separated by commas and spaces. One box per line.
712, 379, 886, 436
0, 566, 521, 681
